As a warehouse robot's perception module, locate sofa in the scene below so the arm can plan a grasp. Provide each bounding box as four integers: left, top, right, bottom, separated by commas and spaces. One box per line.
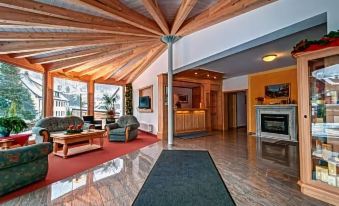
105, 115, 140, 142
32, 116, 94, 144
0, 143, 52, 196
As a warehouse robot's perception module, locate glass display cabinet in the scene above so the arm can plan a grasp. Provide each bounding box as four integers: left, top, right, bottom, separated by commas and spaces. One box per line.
296, 47, 339, 205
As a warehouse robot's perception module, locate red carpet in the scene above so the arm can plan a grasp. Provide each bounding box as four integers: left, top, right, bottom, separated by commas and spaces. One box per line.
0, 132, 158, 203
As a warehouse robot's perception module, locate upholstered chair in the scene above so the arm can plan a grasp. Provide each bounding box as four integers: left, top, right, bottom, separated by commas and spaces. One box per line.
0, 143, 52, 196
105, 115, 140, 142
32, 116, 94, 144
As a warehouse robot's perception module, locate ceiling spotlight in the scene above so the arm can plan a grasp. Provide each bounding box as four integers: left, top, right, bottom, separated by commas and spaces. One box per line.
262, 54, 277, 62
213, 76, 217, 79
194, 72, 198, 75
207, 74, 210, 77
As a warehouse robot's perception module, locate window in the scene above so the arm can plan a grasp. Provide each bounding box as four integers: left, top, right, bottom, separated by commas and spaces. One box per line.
94, 84, 123, 119
0, 62, 43, 130
53, 78, 88, 117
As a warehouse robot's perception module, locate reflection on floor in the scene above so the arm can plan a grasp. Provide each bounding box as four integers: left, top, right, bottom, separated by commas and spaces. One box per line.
2, 128, 330, 206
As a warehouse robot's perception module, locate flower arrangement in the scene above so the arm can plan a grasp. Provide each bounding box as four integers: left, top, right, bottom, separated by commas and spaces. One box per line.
65, 124, 83, 134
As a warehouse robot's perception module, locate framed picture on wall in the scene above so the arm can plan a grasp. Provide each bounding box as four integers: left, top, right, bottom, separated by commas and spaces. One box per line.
265, 83, 290, 98
178, 94, 189, 103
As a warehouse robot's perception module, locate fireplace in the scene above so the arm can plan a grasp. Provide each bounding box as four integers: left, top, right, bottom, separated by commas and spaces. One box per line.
255, 105, 297, 141
261, 114, 289, 135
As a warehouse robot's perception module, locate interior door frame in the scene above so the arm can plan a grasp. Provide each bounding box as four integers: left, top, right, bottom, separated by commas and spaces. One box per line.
223, 89, 248, 131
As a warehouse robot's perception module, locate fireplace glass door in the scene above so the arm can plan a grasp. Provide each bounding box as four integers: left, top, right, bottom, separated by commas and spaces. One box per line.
309, 55, 339, 188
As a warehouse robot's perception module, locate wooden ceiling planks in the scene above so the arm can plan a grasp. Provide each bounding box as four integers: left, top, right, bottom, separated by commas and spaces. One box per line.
0, 0, 274, 85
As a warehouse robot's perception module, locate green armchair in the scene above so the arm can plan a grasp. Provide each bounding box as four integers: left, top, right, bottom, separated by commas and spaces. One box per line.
105, 115, 140, 142
0, 143, 52, 196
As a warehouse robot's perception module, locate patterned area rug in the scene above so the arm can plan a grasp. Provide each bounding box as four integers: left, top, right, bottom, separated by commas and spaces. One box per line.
133, 150, 235, 206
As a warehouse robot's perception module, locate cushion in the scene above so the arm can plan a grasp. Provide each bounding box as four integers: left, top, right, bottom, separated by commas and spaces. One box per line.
110, 128, 126, 136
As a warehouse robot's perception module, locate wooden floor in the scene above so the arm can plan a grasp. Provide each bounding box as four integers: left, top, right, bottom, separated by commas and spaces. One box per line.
3, 128, 331, 206
173, 128, 330, 206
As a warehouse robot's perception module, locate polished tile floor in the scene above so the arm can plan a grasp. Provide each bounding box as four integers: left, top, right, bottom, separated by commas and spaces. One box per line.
2, 129, 330, 206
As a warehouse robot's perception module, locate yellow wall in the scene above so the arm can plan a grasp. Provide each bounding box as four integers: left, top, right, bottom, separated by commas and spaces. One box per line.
247, 66, 298, 133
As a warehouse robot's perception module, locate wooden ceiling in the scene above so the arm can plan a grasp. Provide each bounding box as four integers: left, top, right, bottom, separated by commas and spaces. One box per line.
0, 0, 274, 84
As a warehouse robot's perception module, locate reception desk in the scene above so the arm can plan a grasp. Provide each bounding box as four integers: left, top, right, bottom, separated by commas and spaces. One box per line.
174, 109, 206, 135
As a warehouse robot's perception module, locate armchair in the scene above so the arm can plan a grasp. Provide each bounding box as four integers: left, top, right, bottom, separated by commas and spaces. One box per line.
105, 115, 140, 142
0, 143, 52, 196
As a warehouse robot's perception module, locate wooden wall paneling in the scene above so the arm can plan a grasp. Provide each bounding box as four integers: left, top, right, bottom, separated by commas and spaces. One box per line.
192, 86, 201, 108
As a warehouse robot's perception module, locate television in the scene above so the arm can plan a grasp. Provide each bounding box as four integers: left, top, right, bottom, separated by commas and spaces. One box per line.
139, 96, 151, 109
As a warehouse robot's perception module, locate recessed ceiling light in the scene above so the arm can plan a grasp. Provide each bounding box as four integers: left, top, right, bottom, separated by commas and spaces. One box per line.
262, 54, 277, 62
207, 74, 210, 77
194, 72, 198, 75
213, 76, 217, 79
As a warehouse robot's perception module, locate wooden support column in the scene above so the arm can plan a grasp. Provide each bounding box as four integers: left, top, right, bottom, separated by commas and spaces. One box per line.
157, 73, 168, 140
43, 68, 54, 117
87, 80, 95, 116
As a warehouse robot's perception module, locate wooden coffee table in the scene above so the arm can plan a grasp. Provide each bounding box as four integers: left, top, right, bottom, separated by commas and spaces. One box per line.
51, 130, 105, 158
0, 139, 15, 150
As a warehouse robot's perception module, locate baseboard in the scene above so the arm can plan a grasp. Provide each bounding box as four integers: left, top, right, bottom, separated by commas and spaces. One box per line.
138, 129, 158, 138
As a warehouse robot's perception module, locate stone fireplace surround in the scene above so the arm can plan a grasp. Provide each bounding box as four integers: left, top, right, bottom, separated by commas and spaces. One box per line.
256, 105, 298, 141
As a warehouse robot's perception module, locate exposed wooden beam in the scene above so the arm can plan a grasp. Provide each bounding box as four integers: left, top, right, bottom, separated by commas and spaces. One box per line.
44, 51, 119, 72
76, 0, 163, 35
88, 43, 159, 81
0, 32, 154, 41
0, 0, 133, 28
177, 0, 275, 36
115, 57, 146, 81
0, 54, 45, 72
9, 49, 54, 58
141, 0, 169, 34
45, 42, 157, 71
127, 44, 167, 83
90, 51, 139, 81
0, 6, 155, 37
171, 0, 198, 34
0, 38, 155, 54
29, 45, 115, 64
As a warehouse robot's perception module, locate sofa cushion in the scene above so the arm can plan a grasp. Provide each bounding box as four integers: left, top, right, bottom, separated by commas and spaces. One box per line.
34, 116, 84, 132
110, 128, 126, 136
0, 143, 52, 169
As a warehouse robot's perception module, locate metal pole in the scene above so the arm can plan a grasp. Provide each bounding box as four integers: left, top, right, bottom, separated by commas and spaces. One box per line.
161, 35, 179, 146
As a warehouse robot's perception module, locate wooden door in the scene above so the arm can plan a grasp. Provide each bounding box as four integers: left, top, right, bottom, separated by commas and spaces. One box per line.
228, 93, 237, 128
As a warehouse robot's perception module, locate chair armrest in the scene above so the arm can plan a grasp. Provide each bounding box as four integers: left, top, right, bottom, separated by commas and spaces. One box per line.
0, 143, 52, 169
126, 123, 140, 131
105, 123, 120, 132
32, 126, 50, 143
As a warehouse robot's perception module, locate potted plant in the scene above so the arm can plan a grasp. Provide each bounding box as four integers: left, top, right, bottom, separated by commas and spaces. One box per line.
102, 94, 119, 118
0, 116, 27, 137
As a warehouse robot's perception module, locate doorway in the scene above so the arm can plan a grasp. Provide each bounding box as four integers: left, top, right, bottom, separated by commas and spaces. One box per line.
223, 91, 247, 130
